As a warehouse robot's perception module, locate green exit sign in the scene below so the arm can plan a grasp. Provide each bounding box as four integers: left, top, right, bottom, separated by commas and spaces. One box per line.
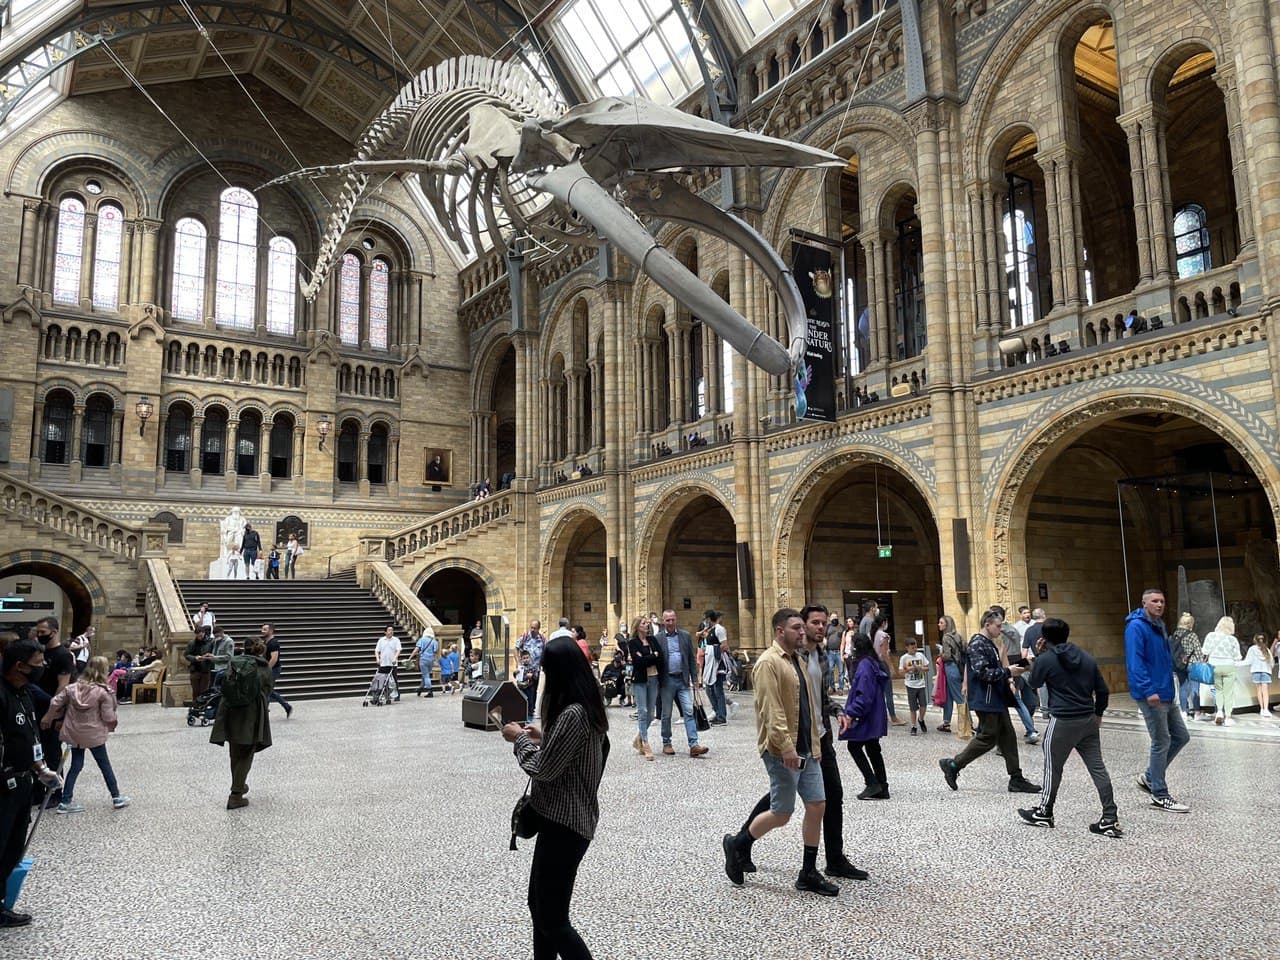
877, 545, 892, 558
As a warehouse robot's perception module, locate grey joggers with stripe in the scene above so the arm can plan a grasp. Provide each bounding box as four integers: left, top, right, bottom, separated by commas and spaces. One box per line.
1037, 714, 1118, 819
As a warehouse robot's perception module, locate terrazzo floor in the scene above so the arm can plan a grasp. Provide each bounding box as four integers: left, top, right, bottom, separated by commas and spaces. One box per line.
10, 692, 1278, 960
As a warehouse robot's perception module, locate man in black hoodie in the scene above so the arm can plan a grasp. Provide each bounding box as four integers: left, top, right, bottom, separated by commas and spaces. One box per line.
1016, 618, 1121, 838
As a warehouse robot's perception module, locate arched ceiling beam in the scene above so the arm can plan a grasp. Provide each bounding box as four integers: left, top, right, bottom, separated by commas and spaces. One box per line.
0, 0, 402, 125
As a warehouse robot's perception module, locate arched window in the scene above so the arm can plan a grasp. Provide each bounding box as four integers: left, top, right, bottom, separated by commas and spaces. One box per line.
53, 197, 85, 304
266, 236, 297, 335
1003, 208, 1037, 327
369, 257, 390, 349
235, 411, 260, 476
41, 391, 74, 463
336, 420, 359, 482
82, 395, 113, 468
170, 218, 207, 321
215, 187, 258, 329
338, 253, 361, 346
269, 416, 293, 478
165, 404, 192, 472
92, 204, 123, 310
201, 407, 228, 474
1174, 203, 1211, 278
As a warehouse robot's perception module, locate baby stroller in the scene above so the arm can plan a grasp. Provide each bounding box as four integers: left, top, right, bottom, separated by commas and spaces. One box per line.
362, 667, 399, 707
186, 680, 221, 726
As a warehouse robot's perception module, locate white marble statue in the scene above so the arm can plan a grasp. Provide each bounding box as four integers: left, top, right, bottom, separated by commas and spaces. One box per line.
208, 507, 248, 579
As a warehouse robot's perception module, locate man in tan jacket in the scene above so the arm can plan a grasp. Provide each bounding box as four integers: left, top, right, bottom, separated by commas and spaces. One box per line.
722, 608, 838, 896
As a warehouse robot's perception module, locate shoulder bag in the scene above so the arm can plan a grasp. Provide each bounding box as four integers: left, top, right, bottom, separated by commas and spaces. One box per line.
1187, 659, 1214, 686
509, 777, 538, 851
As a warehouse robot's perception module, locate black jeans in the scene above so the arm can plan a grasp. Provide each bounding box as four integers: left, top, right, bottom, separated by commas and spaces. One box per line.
528, 812, 593, 960
742, 733, 844, 861
268, 665, 290, 712
954, 709, 1021, 777
0, 776, 33, 889
846, 738, 887, 787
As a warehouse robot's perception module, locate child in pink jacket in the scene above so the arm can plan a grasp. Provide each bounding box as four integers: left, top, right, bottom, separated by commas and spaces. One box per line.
41, 656, 131, 813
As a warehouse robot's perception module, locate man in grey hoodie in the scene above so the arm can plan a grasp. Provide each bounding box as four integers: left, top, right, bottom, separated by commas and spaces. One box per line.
1016, 618, 1121, 838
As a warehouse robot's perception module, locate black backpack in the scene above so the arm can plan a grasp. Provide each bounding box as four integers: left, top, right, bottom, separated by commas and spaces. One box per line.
221, 656, 262, 708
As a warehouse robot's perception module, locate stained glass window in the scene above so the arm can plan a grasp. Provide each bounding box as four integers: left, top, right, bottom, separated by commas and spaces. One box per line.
338, 253, 361, 345
52, 196, 85, 304
1174, 203, 1211, 279
369, 258, 389, 349
266, 236, 296, 335
91, 203, 123, 310
171, 218, 207, 322
215, 187, 258, 329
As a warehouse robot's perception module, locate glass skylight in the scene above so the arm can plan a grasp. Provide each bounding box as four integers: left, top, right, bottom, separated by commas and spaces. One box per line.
550, 0, 700, 104
732, 0, 805, 35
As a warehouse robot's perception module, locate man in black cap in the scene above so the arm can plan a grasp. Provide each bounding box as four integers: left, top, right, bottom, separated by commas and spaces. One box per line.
1, 639, 64, 927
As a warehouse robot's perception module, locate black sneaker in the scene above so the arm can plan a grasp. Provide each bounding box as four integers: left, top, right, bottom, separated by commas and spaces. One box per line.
1017, 807, 1054, 828
910, 726, 918, 736
741, 849, 758, 873
825, 857, 869, 881
1008, 775, 1042, 794
0, 907, 32, 928
1089, 818, 1124, 838
795, 869, 840, 896
722, 834, 744, 886
1149, 795, 1190, 813
939, 758, 959, 791
920, 720, 927, 733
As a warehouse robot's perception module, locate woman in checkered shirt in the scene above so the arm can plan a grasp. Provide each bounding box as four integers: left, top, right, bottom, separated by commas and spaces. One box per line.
503, 637, 609, 959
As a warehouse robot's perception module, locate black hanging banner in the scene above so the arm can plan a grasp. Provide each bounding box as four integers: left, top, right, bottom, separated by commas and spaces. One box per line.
791, 241, 837, 422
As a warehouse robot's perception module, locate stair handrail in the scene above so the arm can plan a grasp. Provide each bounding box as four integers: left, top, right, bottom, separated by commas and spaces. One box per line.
382, 489, 514, 562
143, 559, 196, 707
367, 560, 443, 640
0, 469, 144, 560
326, 543, 361, 578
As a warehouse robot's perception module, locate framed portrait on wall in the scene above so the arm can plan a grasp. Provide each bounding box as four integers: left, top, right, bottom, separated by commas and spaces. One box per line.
424, 448, 452, 488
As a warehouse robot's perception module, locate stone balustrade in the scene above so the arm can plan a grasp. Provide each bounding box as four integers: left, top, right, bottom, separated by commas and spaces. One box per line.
0, 470, 143, 559
373, 489, 515, 564
366, 560, 442, 638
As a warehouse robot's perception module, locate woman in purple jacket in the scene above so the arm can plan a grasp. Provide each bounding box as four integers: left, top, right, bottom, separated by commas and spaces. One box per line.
838, 633, 890, 800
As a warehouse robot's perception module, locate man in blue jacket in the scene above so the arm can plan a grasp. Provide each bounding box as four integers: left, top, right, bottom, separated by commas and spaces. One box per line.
1124, 588, 1190, 813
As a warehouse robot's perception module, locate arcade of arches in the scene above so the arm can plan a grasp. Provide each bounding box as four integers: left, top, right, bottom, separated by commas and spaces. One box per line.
1, 0, 1279, 710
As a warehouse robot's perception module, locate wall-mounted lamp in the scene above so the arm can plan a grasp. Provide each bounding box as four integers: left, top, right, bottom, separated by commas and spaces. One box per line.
135, 396, 154, 436
316, 415, 332, 451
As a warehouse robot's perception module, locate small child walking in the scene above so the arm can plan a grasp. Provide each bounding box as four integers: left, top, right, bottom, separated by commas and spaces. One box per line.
1244, 634, 1274, 717
41, 656, 131, 812
898, 638, 930, 735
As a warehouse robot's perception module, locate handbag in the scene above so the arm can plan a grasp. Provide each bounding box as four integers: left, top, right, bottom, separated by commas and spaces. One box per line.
931, 658, 947, 707
692, 688, 711, 732
1188, 660, 1214, 686
509, 777, 538, 851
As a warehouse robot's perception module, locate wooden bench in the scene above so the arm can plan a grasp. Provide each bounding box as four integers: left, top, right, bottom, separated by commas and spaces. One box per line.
132, 665, 166, 704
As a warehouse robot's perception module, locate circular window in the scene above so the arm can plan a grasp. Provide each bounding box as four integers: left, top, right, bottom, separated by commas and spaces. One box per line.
85, 179, 103, 195
361, 237, 375, 250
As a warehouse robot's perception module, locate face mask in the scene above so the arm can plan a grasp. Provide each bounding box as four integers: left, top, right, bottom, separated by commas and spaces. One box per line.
36, 632, 50, 643
21, 664, 45, 685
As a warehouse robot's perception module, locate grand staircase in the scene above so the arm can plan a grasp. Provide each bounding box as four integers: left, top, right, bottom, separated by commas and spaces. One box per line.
176, 573, 424, 701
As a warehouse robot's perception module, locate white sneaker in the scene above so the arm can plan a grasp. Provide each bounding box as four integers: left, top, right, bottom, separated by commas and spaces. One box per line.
1223, 717, 1236, 726
1149, 795, 1190, 813
1261, 709, 1274, 717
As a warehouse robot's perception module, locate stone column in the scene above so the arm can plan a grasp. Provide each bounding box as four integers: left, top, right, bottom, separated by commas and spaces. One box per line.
1215, 65, 1257, 251
291, 422, 305, 481
1036, 152, 1065, 312
512, 331, 537, 479
154, 413, 167, 484
259, 419, 272, 491
110, 410, 124, 480
191, 415, 205, 488
358, 429, 370, 493
79, 212, 98, 307
1120, 112, 1155, 283
359, 261, 372, 350
1142, 107, 1174, 280
565, 366, 583, 456
226, 419, 240, 491
41, 203, 58, 295
666, 317, 689, 427
587, 358, 604, 447
388, 434, 399, 485
29, 401, 44, 469
138, 219, 162, 308
18, 199, 39, 290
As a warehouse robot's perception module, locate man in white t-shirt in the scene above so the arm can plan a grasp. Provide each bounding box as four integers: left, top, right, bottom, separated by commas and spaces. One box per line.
1012, 605, 1033, 641
374, 625, 402, 702
898, 638, 930, 736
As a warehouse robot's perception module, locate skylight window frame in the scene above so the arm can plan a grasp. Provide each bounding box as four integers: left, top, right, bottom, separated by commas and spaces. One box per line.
549, 0, 702, 105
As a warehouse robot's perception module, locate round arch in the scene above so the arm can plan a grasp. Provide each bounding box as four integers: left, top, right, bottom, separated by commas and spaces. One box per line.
410, 557, 509, 616
986, 386, 1280, 613
773, 445, 939, 609
0, 550, 108, 634
540, 505, 608, 620
636, 481, 736, 620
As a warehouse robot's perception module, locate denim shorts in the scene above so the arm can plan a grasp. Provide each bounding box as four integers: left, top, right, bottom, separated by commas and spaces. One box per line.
761, 750, 825, 815
1253, 672, 1273, 683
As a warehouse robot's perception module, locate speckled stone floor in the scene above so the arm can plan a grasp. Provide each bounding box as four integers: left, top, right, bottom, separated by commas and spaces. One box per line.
10, 692, 1278, 959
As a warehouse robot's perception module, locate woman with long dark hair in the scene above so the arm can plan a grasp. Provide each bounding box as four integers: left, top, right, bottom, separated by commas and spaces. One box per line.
838, 632, 890, 799
627, 614, 659, 760
502, 637, 609, 959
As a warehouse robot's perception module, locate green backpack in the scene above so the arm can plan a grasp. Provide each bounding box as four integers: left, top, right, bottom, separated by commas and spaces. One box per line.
221, 655, 262, 708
